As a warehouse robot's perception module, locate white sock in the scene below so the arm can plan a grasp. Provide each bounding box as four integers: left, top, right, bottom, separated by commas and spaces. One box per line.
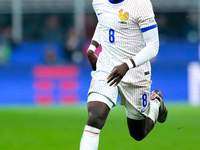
80, 125, 101, 150
148, 99, 160, 123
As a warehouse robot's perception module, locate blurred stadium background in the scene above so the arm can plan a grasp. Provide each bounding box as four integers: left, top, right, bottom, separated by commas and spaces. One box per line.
0, 0, 200, 150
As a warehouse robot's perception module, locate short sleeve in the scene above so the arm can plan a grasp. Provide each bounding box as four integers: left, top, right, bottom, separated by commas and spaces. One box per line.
135, 0, 157, 31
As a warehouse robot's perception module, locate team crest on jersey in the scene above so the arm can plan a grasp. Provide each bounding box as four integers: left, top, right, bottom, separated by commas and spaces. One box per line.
118, 8, 129, 27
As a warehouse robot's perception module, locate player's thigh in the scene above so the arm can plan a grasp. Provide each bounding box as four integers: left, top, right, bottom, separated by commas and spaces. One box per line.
119, 80, 151, 119
88, 75, 119, 108
87, 93, 115, 129
87, 76, 118, 129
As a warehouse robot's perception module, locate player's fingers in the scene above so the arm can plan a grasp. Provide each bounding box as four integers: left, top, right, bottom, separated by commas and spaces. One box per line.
114, 79, 121, 86
114, 75, 123, 86
107, 68, 117, 80
114, 78, 122, 87
107, 74, 113, 81
107, 75, 115, 83
109, 75, 121, 86
109, 79, 116, 86
107, 72, 114, 80
107, 71, 117, 82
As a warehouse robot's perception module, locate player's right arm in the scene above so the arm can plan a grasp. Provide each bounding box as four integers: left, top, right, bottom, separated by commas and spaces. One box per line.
87, 23, 100, 70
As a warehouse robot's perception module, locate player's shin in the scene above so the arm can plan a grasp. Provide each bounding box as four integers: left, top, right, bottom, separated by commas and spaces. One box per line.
80, 125, 101, 150
148, 99, 160, 123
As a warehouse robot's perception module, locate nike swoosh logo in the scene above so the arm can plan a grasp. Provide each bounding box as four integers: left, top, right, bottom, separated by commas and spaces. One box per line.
97, 13, 103, 16
141, 108, 147, 113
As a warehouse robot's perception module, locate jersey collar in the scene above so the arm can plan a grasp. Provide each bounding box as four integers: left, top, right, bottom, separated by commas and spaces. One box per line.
108, 0, 125, 4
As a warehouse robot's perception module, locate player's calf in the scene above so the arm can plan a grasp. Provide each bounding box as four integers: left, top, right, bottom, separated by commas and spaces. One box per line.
127, 117, 154, 141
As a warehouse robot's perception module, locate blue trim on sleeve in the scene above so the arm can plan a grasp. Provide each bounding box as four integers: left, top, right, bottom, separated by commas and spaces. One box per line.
108, 0, 124, 4
141, 24, 157, 33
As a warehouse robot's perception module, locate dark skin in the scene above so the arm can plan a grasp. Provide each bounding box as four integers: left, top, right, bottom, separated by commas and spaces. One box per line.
87, 40, 99, 70
87, 40, 155, 141
107, 62, 129, 86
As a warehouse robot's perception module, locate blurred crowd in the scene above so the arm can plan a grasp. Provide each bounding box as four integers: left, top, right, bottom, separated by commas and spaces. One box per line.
0, 12, 198, 65
156, 12, 198, 43
0, 14, 13, 65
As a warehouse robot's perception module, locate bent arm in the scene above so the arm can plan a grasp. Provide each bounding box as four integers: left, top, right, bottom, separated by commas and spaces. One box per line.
88, 23, 100, 52
87, 23, 101, 70
133, 26, 159, 67
125, 26, 159, 68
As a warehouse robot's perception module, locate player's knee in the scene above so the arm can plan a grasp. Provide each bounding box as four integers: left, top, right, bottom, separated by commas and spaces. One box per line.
129, 131, 145, 141
87, 111, 106, 129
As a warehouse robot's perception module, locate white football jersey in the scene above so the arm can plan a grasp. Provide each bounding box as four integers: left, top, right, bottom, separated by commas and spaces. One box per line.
93, 0, 157, 83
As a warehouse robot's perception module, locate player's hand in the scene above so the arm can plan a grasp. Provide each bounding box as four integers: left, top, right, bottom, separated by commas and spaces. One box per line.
87, 50, 98, 70
107, 63, 129, 87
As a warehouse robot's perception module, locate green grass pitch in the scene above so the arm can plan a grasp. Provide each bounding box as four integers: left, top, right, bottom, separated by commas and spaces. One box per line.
0, 105, 199, 150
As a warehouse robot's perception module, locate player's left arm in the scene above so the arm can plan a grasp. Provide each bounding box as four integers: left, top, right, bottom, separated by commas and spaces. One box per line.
129, 25, 159, 67
130, 1, 159, 67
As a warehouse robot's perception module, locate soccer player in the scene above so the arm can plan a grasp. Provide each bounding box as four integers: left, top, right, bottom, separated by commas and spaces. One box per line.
80, 0, 168, 149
